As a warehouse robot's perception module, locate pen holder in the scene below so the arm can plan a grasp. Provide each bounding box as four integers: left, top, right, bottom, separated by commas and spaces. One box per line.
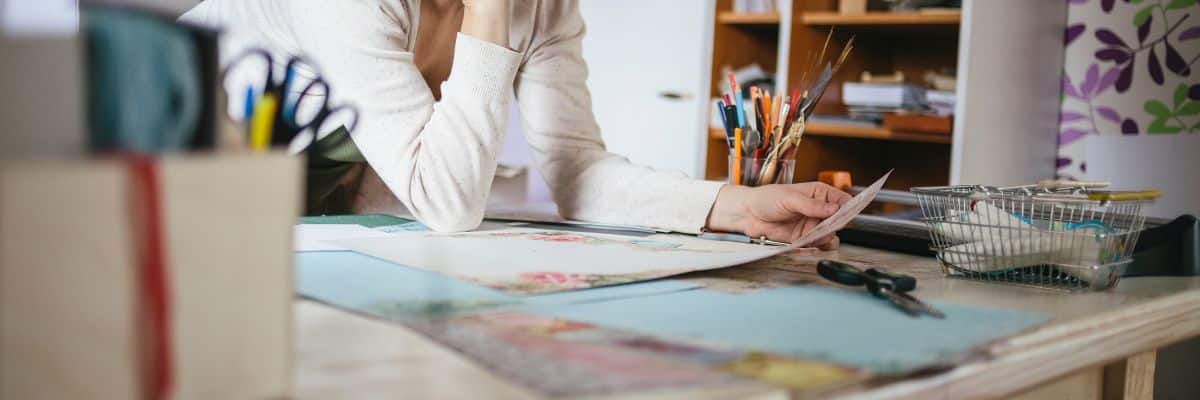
729, 156, 795, 187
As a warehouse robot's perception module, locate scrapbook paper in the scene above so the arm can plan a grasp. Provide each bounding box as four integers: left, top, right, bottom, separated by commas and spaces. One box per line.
521, 285, 1051, 374
295, 252, 702, 317
406, 312, 866, 398
330, 227, 780, 295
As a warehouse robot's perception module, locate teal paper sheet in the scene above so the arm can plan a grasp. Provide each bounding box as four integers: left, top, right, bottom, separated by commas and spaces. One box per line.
519, 286, 1052, 374
295, 251, 700, 318
298, 214, 413, 228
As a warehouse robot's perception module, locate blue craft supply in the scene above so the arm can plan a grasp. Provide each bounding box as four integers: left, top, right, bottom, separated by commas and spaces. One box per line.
519, 286, 1051, 374
244, 85, 256, 121
85, 8, 202, 153
297, 251, 701, 318
296, 252, 516, 318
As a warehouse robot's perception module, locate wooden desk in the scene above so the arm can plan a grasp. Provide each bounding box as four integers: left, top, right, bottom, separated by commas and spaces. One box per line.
293, 245, 1200, 399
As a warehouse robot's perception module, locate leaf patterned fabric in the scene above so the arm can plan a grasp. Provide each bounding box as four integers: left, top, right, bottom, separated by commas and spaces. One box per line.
1058, 0, 1199, 179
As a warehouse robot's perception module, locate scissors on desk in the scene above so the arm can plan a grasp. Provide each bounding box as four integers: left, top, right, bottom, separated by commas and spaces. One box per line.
818, 259, 945, 319
223, 49, 360, 151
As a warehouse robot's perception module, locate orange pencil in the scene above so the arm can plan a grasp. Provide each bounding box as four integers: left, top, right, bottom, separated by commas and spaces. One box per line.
733, 128, 743, 185
763, 90, 773, 129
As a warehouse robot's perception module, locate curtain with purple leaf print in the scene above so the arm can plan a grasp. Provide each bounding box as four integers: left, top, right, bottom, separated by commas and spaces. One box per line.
1058, 0, 1199, 180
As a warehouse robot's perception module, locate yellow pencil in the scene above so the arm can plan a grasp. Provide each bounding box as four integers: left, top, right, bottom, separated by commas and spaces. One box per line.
249, 94, 279, 152
733, 128, 743, 186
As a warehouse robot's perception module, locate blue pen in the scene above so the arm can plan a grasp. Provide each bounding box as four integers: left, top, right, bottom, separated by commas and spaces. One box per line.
716, 100, 728, 130
243, 86, 256, 121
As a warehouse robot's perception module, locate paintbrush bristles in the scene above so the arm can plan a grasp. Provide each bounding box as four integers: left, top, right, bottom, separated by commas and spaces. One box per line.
796, 32, 854, 120
835, 36, 855, 69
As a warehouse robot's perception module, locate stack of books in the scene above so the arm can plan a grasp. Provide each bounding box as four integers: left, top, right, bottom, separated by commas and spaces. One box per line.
842, 82, 927, 122
732, 0, 779, 14
924, 90, 956, 117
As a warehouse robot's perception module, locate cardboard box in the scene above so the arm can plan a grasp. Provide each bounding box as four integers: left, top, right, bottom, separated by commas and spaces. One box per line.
0, 153, 300, 399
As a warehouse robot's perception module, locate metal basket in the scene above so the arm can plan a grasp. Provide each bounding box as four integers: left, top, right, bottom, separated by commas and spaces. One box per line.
910, 183, 1159, 291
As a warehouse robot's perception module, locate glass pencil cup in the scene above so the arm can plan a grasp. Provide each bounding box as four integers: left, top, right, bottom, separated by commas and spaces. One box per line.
728, 156, 795, 187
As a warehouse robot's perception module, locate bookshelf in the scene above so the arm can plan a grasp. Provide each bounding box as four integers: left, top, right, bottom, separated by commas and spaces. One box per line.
800, 11, 961, 26
717, 12, 781, 25
804, 123, 953, 144
709, 125, 951, 144
705, 0, 959, 191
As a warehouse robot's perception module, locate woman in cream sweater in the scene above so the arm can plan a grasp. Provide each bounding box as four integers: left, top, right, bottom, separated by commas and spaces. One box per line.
182, 0, 851, 248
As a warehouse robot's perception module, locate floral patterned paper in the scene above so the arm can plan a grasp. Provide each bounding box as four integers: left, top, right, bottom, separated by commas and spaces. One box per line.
1058, 0, 1199, 179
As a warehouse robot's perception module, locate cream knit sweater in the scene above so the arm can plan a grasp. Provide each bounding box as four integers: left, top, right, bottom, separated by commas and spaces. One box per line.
181, 0, 723, 233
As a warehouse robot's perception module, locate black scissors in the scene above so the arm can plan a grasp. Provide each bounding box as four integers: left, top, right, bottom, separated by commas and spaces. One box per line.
817, 260, 945, 318
223, 49, 360, 150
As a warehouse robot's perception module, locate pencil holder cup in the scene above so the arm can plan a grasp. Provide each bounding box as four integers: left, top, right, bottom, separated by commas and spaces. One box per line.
729, 156, 795, 187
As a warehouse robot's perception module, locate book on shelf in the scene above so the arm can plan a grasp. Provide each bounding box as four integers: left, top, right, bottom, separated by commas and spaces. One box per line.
732, 0, 778, 14
925, 90, 955, 105
842, 82, 926, 108
808, 114, 882, 129
924, 90, 956, 117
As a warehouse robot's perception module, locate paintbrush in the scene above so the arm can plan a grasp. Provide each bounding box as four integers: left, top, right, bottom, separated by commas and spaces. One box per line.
756, 31, 853, 184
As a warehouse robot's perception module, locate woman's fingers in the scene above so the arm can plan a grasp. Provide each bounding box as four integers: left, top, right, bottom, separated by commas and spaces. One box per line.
780, 193, 839, 219
796, 182, 853, 206
814, 234, 839, 250
789, 217, 820, 243
744, 218, 836, 249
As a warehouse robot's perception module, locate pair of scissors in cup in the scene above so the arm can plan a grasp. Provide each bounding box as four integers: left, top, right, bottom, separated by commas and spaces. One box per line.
817, 260, 945, 318
223, 49, 360, 151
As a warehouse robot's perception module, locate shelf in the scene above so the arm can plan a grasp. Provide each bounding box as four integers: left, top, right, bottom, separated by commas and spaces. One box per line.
717, 12, 781, 25
800, 11, 960, 26
709, 128, 727, 140
804, 122, 952, 144
710, 124, 951, 144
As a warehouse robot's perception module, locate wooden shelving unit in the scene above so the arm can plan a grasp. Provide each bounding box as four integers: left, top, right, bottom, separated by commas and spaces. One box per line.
709, 125, 951, 145
717, 12, 781, 25
805, 123, 953, 144
704, 0, 961, 191
800, 11, 960, 26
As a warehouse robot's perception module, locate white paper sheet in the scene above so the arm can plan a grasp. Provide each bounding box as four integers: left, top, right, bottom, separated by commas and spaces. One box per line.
789, 171, 891, 248
331, 173, 890, 294
330, 227, 779, 294
293, 224, 392, 252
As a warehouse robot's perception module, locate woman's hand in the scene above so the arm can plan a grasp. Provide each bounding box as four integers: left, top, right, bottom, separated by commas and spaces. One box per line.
461, 0, 511, 46
705, 183, 852, 250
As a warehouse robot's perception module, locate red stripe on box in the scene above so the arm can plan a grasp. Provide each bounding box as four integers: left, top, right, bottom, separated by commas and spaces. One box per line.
126, 156, 172, 400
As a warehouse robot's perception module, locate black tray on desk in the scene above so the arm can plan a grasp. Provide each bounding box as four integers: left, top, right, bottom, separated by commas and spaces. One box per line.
842, 214, 1199, 277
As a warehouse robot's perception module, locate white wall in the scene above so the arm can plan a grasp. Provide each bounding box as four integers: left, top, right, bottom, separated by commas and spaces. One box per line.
951, 0, 1066, 186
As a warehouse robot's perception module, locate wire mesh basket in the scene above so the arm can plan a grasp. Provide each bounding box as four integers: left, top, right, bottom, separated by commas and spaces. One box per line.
911, 183, 1160, 291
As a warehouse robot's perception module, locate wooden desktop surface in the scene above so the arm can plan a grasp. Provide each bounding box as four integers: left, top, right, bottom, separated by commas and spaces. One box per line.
292, 244, 1200, 399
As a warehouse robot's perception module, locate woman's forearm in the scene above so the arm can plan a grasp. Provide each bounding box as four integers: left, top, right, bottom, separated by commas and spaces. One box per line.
461, 1, 510, 47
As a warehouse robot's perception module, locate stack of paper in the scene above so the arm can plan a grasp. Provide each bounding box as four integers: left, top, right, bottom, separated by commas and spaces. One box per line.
732, 0, 778, 13
842, 82, 926, 108
925, 90, 956, 116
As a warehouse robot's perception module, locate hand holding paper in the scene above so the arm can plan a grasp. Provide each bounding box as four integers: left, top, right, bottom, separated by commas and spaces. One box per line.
788, 171, 891, 249
707, 182, 854, 249
707, 171, 891, 249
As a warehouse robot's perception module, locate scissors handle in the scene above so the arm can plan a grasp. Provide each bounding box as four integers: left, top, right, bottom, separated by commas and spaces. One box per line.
818, 260, 918, 293
865, 268, 916, 293
818, 259, 944, 319
817, 260, 867, 286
